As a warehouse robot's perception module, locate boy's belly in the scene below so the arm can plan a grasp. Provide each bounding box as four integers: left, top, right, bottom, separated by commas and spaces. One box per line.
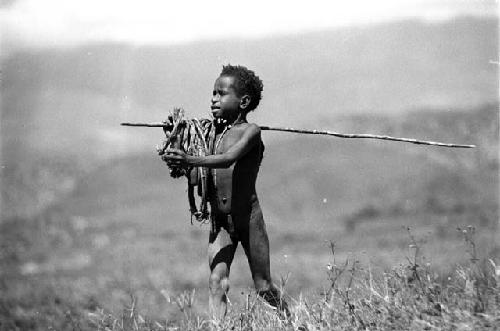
212, 167, 233, 214
211, 167, 258, 215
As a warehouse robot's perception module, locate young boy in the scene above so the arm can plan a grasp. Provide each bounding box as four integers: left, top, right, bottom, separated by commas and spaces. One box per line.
162, 65, 288, 319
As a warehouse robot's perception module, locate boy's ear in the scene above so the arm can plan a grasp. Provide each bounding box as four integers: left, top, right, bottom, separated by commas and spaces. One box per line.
239, 95, 251, 110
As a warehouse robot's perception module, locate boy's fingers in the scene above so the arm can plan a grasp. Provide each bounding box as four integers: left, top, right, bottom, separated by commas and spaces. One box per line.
162, 153, 183, 161
165, 148, 183, 155
162, 156, 177, 165
156, 140, 169, 155
157, 142, 165, 152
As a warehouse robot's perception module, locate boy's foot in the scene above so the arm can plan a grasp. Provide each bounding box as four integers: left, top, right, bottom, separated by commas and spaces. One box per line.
257, 289, 290, 318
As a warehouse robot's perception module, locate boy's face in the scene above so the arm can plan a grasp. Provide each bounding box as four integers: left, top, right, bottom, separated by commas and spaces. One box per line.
211, 75, 244, 121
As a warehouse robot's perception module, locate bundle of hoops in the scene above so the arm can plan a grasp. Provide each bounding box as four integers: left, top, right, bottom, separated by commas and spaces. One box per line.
157, 108, 217, 224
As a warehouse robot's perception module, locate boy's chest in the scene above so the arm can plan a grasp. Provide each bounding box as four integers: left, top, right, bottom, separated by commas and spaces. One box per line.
213, 128, 244, 154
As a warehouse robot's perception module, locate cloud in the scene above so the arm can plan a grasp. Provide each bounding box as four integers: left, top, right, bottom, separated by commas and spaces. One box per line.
1, 0, 497, 54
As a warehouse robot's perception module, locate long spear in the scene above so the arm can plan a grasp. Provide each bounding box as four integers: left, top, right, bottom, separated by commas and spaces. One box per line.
120, 122, 476, 148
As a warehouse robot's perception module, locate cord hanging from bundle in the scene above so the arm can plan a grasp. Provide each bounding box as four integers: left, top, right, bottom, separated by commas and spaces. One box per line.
156, 108, 216, 224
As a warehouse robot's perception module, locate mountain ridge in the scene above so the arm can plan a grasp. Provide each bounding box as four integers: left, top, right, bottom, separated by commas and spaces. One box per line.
1, 16, 497, 219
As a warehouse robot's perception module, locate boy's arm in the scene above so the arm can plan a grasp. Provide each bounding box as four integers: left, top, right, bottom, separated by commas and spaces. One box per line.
163, 124, 261, 169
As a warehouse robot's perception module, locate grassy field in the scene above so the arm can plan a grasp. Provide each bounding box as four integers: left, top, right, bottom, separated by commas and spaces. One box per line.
1, 106, 498, 330
1, 216, 498, 330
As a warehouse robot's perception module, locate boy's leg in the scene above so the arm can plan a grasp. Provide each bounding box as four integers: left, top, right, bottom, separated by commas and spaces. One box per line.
208, 225, 237, 320
240, 203, 289, 315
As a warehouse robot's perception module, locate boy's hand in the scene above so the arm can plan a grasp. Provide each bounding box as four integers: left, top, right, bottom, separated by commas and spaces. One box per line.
156, 128, 172, 156
162, 148, 190, 167
156, 138, 168, 155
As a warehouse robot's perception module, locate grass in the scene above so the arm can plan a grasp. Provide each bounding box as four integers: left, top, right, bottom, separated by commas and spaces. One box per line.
3, 220, 497, 330
82, 227, 499, 330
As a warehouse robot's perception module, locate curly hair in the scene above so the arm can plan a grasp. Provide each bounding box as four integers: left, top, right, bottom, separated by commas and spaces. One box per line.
220, 64, 263, 112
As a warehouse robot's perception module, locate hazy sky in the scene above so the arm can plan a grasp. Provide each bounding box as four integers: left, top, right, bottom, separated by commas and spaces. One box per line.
1, 0, 497, 52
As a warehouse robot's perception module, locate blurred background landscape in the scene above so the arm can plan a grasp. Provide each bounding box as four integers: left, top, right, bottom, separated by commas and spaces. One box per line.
1, 1, 498, 328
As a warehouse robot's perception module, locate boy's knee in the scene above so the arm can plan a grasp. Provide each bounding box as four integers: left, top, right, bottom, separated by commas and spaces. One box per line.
209, 273, 230, 296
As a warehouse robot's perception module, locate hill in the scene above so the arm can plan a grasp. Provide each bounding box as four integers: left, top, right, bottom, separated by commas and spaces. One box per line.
1, 16, 498, 219
2, 16, 497, 150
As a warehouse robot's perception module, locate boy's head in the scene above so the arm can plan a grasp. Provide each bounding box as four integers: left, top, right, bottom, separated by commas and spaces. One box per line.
219, 64, 263, 112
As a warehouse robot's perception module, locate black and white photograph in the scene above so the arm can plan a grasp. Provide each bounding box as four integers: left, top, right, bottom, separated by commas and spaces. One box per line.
1, 0, 498, 329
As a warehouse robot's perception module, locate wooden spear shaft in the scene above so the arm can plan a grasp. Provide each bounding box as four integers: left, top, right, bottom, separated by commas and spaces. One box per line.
120, 122, 476, 148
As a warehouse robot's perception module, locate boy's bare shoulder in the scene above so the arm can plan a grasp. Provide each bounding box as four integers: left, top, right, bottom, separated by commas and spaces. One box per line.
238, 122, 261, 135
